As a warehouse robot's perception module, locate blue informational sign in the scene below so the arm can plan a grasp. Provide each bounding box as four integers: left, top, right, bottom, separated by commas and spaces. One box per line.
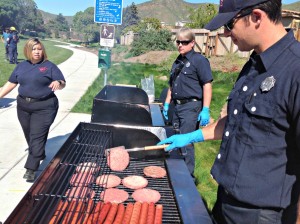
94, 0, 123, 25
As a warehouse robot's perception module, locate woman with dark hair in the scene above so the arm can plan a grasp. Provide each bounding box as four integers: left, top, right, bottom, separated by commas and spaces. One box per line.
0, 38, 66, 182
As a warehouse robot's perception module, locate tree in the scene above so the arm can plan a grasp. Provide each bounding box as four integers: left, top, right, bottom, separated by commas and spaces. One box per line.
0, 0, 44, 32
186, 4, 217, 29
115, 2, 141, 42
44, 13, 69, 37
55, 13, 69, 31
122, 2, 140, 29
137, 17, 161, 31
73, 7, 100, 43
16, 0, 44, 32
0, 0, 20, 29
130, 29, 175, 56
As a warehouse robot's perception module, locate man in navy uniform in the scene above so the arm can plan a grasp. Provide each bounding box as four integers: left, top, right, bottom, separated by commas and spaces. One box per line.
7, 26, 19, 64
158, 0, 300, 223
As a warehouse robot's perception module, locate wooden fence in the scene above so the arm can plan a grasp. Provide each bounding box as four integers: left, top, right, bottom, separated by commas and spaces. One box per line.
172, 29, 248, 58
121, 28, 300, 58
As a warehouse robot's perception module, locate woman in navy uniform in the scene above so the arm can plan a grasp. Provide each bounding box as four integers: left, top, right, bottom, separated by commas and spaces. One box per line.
162, 27, 213, 177
0, 38, 66, 182
159, 0, 300, 223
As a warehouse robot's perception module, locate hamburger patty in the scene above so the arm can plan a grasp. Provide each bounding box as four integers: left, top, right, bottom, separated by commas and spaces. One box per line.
70, 171, 94, 186
107, 146, 129, 171
65, 186, 95, 199
122, 175, 148, 190
76, 162, 100, 173
100, 188, 129, 203
143, 166, 166, 178
96, 174, 121, 188
132, 188, 161, 203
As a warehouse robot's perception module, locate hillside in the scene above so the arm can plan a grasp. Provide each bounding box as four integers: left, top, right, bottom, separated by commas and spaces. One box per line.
39, 10, 73, 25
38, 0, 300, 27
137, 0, 216, 25
283, 1, 300, 11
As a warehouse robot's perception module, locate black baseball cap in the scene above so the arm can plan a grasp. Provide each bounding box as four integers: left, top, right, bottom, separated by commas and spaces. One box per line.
205, 0, 269, 31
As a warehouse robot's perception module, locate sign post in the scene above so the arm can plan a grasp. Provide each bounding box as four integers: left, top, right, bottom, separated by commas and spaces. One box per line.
94, 0, 123, 86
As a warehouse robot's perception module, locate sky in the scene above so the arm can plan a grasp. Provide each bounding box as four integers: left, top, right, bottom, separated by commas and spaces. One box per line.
34, 0, 300, 16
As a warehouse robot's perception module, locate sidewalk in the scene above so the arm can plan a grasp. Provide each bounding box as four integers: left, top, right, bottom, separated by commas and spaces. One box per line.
0, 44, 101, 222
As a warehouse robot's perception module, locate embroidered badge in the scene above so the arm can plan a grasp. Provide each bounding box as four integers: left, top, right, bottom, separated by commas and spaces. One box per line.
39, 67, 48, 72
186, 62, 190, 68
260, 76, 276, 92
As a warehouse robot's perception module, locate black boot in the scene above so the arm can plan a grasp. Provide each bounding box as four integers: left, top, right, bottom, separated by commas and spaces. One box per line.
23, 169, 35, 182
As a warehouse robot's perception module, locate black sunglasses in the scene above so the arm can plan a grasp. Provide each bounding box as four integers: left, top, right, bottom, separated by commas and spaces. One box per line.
176, 40, 192, 45
224, 8, 253, 31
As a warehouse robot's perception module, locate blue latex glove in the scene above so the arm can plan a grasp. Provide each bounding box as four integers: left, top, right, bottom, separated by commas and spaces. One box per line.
163, 102, 169, 120
198, 106, 210, 126
157, 129, 204, 151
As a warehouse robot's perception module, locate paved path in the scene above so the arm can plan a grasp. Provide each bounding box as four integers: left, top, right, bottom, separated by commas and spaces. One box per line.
0, 44, 100, 222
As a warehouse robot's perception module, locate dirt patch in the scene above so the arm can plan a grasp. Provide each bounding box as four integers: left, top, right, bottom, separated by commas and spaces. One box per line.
112, 50, 174, 64
208, 55, 247, 73
78, 46, 247, 72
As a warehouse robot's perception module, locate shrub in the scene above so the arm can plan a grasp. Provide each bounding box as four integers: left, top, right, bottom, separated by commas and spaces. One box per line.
130, 29, 176, 56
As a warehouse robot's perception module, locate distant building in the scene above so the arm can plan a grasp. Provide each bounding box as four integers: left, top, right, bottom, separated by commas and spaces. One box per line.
175, 21, 188, 28
282, 9, 300, 41
282, 9, 300, 29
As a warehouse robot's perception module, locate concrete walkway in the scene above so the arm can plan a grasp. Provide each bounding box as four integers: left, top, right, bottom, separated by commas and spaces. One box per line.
0, 44, 101, 222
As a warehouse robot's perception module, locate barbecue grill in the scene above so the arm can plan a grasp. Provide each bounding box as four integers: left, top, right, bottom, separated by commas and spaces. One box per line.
91, 85, 164, 127
5, 122, 212, 224
5, 86, 212, 224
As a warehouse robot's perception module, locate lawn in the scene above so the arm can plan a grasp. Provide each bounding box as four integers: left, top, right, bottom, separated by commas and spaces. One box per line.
0, 36, 73, 86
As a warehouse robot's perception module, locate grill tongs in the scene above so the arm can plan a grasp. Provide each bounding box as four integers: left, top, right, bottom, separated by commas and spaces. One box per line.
105, 144, 169, 153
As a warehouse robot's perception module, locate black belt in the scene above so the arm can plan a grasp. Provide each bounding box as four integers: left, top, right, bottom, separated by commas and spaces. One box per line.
173, 98, 200, 105
19, 94, 55, 103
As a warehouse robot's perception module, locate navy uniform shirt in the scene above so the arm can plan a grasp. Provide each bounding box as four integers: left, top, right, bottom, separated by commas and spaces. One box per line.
9, 60, 65, 99
7, 32, 18, 47
169, 49, 213, 100
211, 30, 300, 208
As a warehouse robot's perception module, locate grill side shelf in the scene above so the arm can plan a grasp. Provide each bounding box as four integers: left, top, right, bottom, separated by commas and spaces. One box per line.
165, 158, 213, 224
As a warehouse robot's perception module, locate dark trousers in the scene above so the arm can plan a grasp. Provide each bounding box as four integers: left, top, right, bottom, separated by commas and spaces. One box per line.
5, 44, 8, 60
212, 186, 297, 224
8, 45, 17, 63
171, 100, 202, 176
17, 95, 58, 171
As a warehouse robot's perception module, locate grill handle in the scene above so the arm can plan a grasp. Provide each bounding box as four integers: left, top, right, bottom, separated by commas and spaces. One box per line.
126, 144, 169, 152
144, 144, 169, 150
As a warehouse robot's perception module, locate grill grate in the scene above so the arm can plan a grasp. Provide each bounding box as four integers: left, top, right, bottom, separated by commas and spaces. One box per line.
10, 125, 182, 223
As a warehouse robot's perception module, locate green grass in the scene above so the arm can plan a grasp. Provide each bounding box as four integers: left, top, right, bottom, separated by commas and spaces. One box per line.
0, 37, 73, 86
71, 62, 171, 113
194, 71, 238, 211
